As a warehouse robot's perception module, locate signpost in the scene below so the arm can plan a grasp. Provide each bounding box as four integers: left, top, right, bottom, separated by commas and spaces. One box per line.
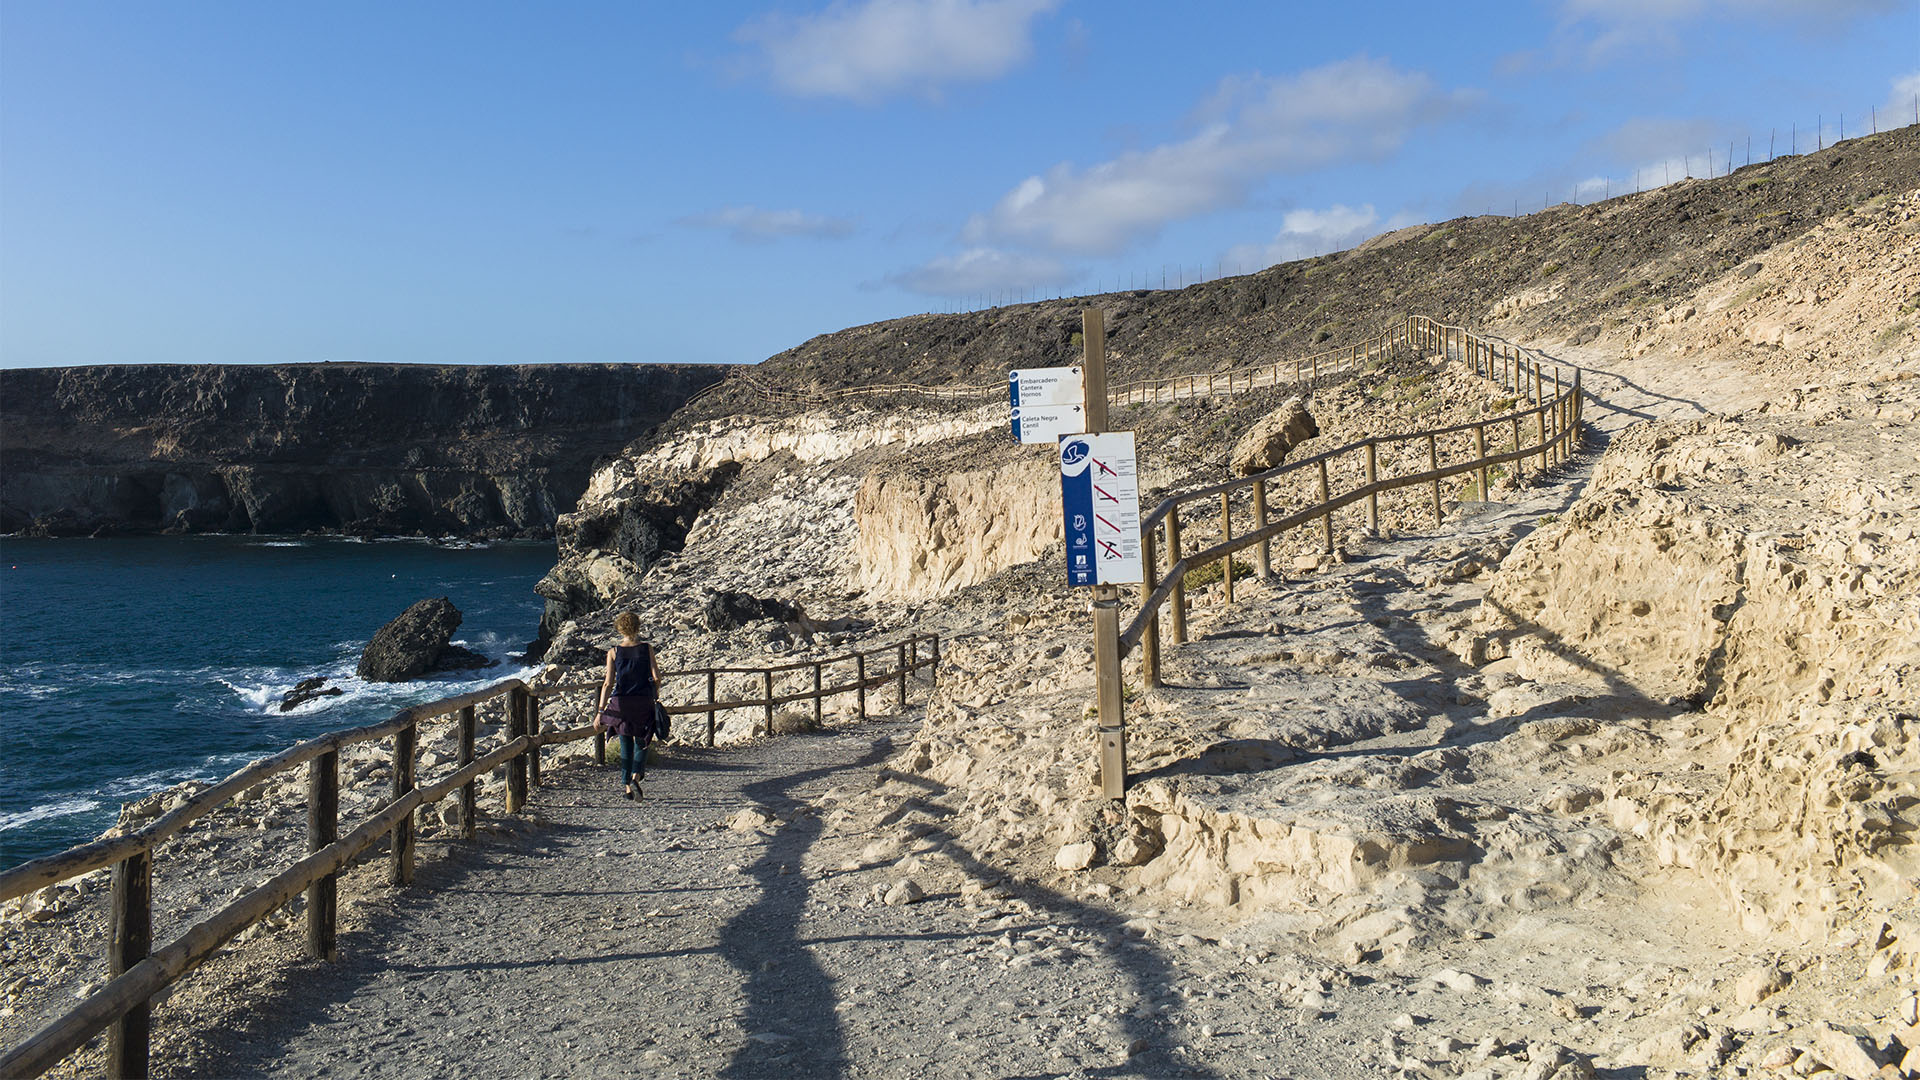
1009, 365, 1086, 444
1061, 309, 1130, 799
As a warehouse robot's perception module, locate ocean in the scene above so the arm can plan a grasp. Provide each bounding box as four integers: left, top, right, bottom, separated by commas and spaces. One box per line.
0, 535, 556, 869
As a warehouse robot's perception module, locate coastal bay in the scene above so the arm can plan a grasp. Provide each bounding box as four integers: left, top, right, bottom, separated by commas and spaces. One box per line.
0, 535, 552, 868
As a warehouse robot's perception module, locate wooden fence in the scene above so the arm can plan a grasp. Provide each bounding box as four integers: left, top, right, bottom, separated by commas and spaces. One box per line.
694, 319, 1413, 409
1124, 315, 1583, 685
0, 635, 939, 1080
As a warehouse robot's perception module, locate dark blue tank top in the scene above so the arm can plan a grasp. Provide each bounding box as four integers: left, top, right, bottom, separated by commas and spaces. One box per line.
610, 643, 653, 699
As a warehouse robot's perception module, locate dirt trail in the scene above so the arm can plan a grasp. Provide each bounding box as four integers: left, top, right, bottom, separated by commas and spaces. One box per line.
166, 724, 1403, 1080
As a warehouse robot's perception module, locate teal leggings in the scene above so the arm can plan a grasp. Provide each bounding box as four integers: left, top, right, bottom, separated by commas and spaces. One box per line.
619, 734, 649, 784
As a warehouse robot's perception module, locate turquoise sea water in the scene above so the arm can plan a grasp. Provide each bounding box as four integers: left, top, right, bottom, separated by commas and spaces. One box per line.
0, 535, 555, 869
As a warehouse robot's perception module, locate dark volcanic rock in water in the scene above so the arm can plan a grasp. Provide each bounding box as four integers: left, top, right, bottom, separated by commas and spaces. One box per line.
279, 677, 345, 712
359, 597, 472, 682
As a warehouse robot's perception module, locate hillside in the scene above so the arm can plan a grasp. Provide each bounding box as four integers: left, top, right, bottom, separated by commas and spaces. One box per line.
519, 125, 1919, 1074
673, 123, 1919, 425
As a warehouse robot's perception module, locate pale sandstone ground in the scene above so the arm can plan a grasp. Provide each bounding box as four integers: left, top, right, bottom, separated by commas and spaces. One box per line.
6, 190, 1918, 1078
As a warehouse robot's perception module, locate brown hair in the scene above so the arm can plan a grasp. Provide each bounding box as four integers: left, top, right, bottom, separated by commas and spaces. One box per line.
613, 611, 640, 638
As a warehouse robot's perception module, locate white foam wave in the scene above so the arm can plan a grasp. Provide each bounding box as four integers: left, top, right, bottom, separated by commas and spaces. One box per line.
0, 797, 102, 832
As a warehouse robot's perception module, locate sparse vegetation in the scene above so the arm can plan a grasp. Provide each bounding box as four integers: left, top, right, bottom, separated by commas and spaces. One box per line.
1877, 320, 1912, 348
1542, 262, 1563, 277
1183, 557, 1255, 590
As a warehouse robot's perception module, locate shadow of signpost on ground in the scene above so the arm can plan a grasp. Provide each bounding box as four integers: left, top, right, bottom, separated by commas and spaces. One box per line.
713, 716, 1223, 1080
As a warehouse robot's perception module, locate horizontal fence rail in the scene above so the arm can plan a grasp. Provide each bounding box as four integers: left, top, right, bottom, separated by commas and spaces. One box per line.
694, 319, 1418, 410
1127, 316, 1583, 685
0, 634, 940, 1080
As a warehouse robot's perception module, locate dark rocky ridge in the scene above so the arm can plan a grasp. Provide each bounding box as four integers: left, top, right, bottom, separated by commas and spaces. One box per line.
0, 362, 726, 538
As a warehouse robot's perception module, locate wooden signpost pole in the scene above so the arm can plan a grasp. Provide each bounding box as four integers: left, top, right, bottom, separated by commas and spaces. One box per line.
1082, 308, 1128, 801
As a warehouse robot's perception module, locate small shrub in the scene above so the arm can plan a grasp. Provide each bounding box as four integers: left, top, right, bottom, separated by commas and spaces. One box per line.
1541, 262, 1563, 277
1877, 321, 1912, 348
1585, 243, 1604, 259
1183, 557, 1255, 590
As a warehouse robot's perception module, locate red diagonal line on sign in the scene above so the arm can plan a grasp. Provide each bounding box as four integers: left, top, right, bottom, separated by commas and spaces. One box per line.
1098, 539, 1123, 559
1092, 483, 1117, 502
1095, 513, 1119, 532
1093, 458, 1117, 477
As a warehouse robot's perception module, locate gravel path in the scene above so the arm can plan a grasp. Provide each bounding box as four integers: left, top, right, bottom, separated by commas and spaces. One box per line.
172, 720, 1414, 1080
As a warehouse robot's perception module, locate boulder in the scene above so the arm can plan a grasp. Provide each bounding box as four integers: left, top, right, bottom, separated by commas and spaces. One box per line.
357, 597, 464, 682
1230, 398, 1319, 476
702, 589, 804, 631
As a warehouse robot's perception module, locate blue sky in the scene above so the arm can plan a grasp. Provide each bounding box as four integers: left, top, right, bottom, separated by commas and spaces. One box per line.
2, 1, 1915, 369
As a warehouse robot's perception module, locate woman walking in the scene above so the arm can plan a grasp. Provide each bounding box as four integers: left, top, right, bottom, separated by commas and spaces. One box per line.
595, 611, 661, 800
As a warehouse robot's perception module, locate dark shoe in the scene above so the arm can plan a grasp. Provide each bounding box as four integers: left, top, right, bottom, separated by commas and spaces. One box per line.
634, 784, 644, 801
624, 786, 635, 800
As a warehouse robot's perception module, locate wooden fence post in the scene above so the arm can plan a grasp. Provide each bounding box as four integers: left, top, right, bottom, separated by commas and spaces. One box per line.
763, 670, 775, 730
506, 689, 527, 814
1141, 525, 1161, 687
704, 671, 717, 746
459, 706, 476, 840
813, 662, 824, 727
1427, 433, 1443, 524
1317, 458, 1334, 554
1364, 439, 1380, 535
1167, 509, 1187, 644
897, 642, 909, 710
1252, 480, 1270, 579
389, 721, 415, 887
1474, 424, 1490, 501
108, 849, 152, 1078
856, 654, 867, 719
526, 696, 542, 789
306, 749, 338, 961
1219, 492, 1234, 605
1536, 395, 1550, 474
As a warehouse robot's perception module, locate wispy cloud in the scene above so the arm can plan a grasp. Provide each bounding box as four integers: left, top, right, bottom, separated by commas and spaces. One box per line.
679, 205, 857, 243
883, 246, 1073, 296
1223, 204, 1420, 270
735, 0, 1061, 104
1881, 71, 1920, 130
1552, 0, 1902, 65
960, 56, 1475, 255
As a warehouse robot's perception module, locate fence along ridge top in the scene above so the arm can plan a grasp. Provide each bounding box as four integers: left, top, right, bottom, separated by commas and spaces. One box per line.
697, 316, 1433, 408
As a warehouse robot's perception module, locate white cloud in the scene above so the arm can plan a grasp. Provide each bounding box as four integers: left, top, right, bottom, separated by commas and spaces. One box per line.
1222, 203, 1420, 270
736, 0, 1061, 103
885, 246, 1073, 296
962, 56, 1473, 256
679, 205, 857, 242
1553, 0, 1902, 64
1881, 72, 1920, 131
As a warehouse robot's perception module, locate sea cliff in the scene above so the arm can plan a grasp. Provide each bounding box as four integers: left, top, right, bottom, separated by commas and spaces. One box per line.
0, 362, 724, 539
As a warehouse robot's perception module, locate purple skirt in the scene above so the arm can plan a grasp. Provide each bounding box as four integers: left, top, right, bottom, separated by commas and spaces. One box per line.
597, 694, 654, 738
